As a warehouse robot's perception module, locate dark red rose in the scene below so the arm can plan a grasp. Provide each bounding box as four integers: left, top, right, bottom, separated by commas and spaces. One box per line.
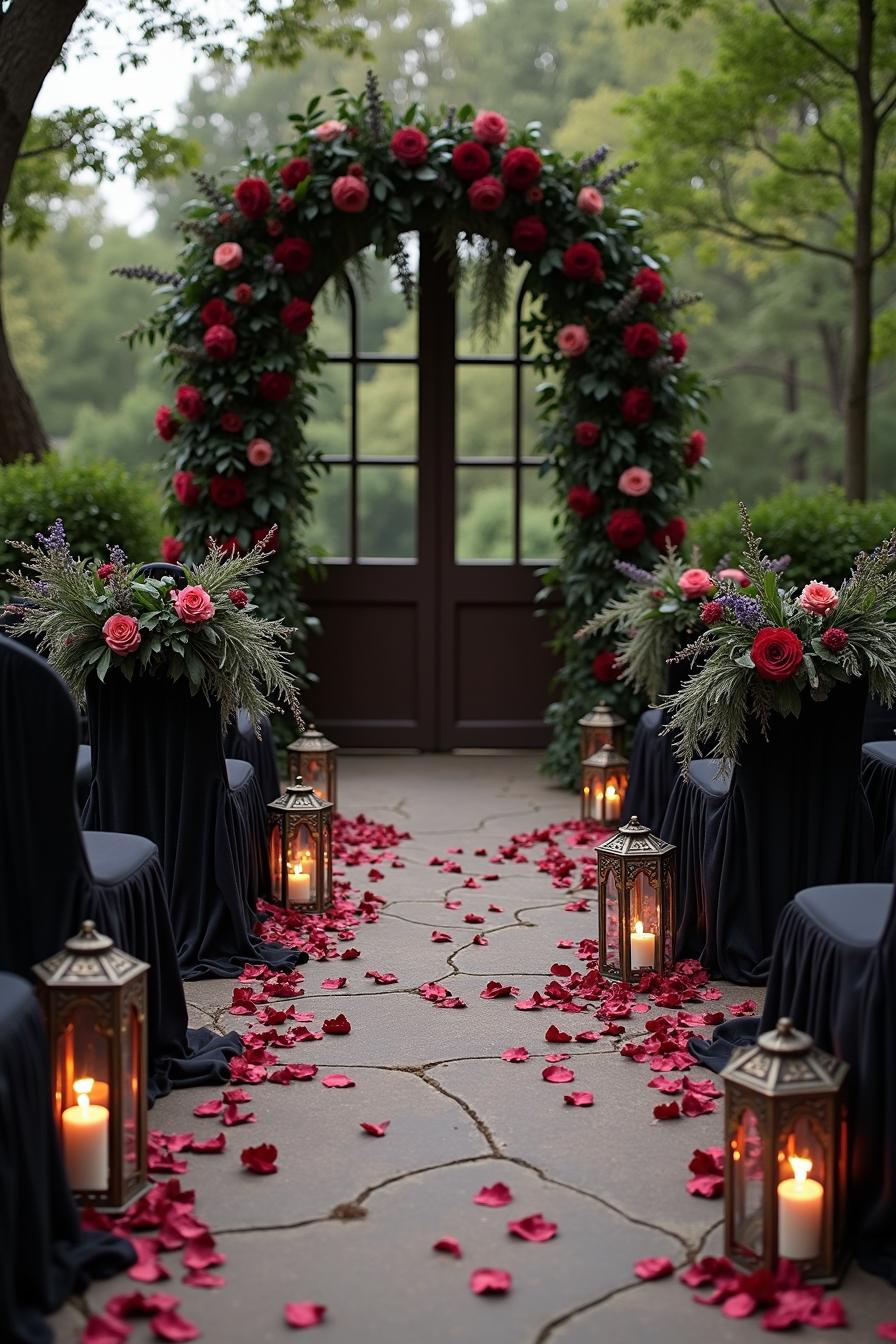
279, 156, 311, 189
606, 508, 646, 550
621, 387, 653, 425
204, 324, 237, 360
467, 175, 506, 211
96, 563, 115, 581
567, 484, 600, 517
199, 298, 234, 328
346, 162, 366, 178
277, 192, 296, 213
160, 535, 184, 563
172, 470, 199, 506
233, 284, 254, 306
751, 626, 804, 681
451, 141, 491, 182
670, 331, 688, 362
632, 266, 664, 303
562, 242, 604, 282
684, 430, 706, 467
391, 126, 429, 166
821, 627, 848, 652
511, 216, 548, 252
623, 323, 661, 359
272, 237, 312, 273
700, 600, 724, 625
652, 516, 687, 550
258, 371, 293, 402
501, 146, 542, 190
526, 185, 544, 204
175, 384, 205, 420
266, 219, 284, 237
228, 588, 249, 609
234, 176, 271, 219
155, 406, 177, 441
217, 211, 233, 226
281, 298, 314, 334
253, 526, 279, 553
209, 474, 247, 509
592, 651, 621, 683
217, 536, 241, 556
574, 420, 600, 446
220, 411, 244, 433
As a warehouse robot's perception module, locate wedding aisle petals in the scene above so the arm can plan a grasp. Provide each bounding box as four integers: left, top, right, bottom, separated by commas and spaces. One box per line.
431, 930, 453, 943
433, 1237, 463, 1258
360, 1121, 390, 1137
284, 1303, 327, 1329
542, 1065, 575, 1084
322, 1013, 351, 1035
681, 1091, 717, 1117
82, 1315, 130, 1344
563, 1091, 594, 1106
474, 1182, 513, 1208
240, 1143, 278, 1174
653, 1102, 681, 1121
470, 1268, 512, 1296
365, 970, 398, 984
182, 1270, 226, 1289
320, 977, 346, 990
634, 1257, 675, 1280
729, 999, 758, 1016
188, 1134, 226, 1154
877, 1324, 896, 1340
507, 1213, 558, 1242
150, 1309, 201, 1341
192, 1099, 223, 1117
480, 981, 518, 999
686, 1148, 725, 1198
501, 1047, 529, 1062
321, 1074, 355, 1088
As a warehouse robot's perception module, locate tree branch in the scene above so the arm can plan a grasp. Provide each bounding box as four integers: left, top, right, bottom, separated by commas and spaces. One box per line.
715, 162, 851, 261
750, 133, 854, 202
872, 175, 896, 262
766, 0, 856, 79
16, 139, 70, 161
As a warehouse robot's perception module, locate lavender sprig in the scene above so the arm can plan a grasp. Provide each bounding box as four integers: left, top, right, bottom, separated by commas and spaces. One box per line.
614, 560, 655, 586
36, 518, 68, 552
716, 593, 763, 627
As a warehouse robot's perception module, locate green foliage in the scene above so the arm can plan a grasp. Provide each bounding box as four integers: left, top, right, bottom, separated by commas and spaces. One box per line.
0, 455, 159, 592
690, 486, 896, 587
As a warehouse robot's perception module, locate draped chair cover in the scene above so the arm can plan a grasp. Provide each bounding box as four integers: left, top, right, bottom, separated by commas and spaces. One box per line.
224, 708, 282, 804
660, 679, 874, 984
621, 662, 692, 835
861, 741, 896, 879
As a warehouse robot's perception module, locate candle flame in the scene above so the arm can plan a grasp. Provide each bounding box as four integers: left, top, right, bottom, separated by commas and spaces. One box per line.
634, 920, 644, 936
74, 1076, 94, 1111
788, 1155, 813, 1185
292, 861, 303, 877
606, 784, 618, 800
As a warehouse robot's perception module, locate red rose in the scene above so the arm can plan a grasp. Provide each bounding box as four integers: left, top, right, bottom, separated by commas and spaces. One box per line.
209, 474, 247, 509
670, 331, 688, 362
281, 298, 314, 334
346, 162, 365, 178
751, 626, 804, 681
592, 651, 621, 684
277, 192, 296, 213
700, 600, 724, 625
279, 156, 311, 189
574, 421, 600, 446
467, 175, 506, 211
562, 242, 604, 282
621, 387, 653, 425
96, 563, 115, 581
501, 146, 542, 190
204, 324, 237, 360
390, 126, 429, 166
102, 612, 142, 655
234, 176, 271, 219
266, 219, 284, 237
175, 384, 205, 420
821, 627, 848, 652
199, 298, 234, 328
258, 371, 293, 402
331, 175, 370, 212
253, 526, 279, 553
632, 266, 664, 303
172, 470, 199, 506
272, 237, 312, 273
623, 323, 661, 359
159, 536, 185, 564
606, 508, 646, 550
684, 430, 706, 467
567, 484, 600, 517
233, 284, 253, 306
220, 411, 244, 433
228, 588, 249, 609
526, 185, 544, 204
155, 406, 177, 441
217, 536, 241, 557
511, 216, 548, 252
652, 516, 687, 550
451, 141, 491, 181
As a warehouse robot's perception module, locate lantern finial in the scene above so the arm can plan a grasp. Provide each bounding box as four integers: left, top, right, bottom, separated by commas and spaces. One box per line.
756, 1017, 814, 1056
66, 921, 115, 954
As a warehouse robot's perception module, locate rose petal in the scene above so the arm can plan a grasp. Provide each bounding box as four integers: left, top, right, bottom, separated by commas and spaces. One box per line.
431, 930, 453, 942
360, 1121, 389, 1137
653, 1102, 681, 1121
188, 1133, 226, 1154
544, 1053, 570, 1063
341, 948, 361, 960
722, 1292, 758, 1319
240, 1143, 278, 1174
480, 981, 518, 1000
648, 1077, 684, 1095
182, 1234, 226, 1271
82, 1315, 130, 1344
463, 913, 485, 924
487, 903, 502, 911
877, 1325, 896, 1341
321, 1074, 355, 1088
322, 1013, 351, 1035
681, 1092, 717, 1118
320, 977, 346, 990
192, 1099, 223, 1117
472, 934, 489, 945
151, 1310, 200, 1342
284, 1303, 327, 1329
473, 1182, 513, 1208
574, 1031, 601, 1043
182, 1270, 226, 1289
807, 1297, 847, 1328
634, 1257, 675, 1281
221, 1104, 256, 1127
729, 999, 758, 1016
501, 1047, 529, 1062
433, 1237, 463, 1258
545, 1025, 572, 1043
507, 1213, 558, 1243
469, 1268, 512, 1296
126, 1237, 170, 1284
563, 1091, 594, 1107
542, 1065, 575, 1084
365, 970, 398, 984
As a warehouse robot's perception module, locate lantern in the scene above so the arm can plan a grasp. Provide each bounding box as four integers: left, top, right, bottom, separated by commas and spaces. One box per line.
286, 723, 338, 808
267, 776, 333, 912
32, 921, 149, 1210
721, 1017, 849, 1284
594, 817, 676, 981
581, 744, 629, 826
578, 704, 626, 761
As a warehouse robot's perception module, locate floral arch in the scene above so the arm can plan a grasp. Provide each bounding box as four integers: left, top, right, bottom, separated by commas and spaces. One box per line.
128, 77, 709, 786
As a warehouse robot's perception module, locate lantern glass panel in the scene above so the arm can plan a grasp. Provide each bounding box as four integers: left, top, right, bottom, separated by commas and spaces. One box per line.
269, 823, 284, 897
304, 755, 325, 796
776, 1113, 827, 1264
321, 815, 332, 899
124, 1003, 141, 1175
662, 863, 675, 970
287, 820, 317, 907
56, 999, 110, 1116
602, 867, 620, 974
731, 1105, 765, 1266
628, 868, 659, 973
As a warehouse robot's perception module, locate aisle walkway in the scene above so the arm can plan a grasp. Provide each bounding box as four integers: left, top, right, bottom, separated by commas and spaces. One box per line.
57, 756, 894, 1341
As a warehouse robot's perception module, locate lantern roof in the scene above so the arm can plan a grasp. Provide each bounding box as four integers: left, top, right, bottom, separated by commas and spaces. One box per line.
32, 920, 149, 988
287, 723, 338, 755
269, 776, 334, 816
721, 1017, 849, 1097
595, 815, 674, 858
583, 744, 628, 770
578, 703, 625, 731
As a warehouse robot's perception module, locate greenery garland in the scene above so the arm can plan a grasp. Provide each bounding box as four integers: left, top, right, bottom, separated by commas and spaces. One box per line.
123, 77, 710, 785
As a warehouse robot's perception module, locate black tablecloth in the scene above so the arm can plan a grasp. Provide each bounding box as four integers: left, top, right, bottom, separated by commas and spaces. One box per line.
621, 708, 679, 834
224, 708, 282, 804
862, 741, 896, 879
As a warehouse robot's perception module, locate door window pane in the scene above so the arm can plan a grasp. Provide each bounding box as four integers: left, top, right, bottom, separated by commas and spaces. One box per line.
357, 240, 418, 354
305, 364, 351, 459
358, 465, 417, 560
455, 466, 514, 562
521, 363, 548, 459
521, 467, 558, 562
358, 366, 418, 459
305, 464, 351, 560
456, 365, 514, 460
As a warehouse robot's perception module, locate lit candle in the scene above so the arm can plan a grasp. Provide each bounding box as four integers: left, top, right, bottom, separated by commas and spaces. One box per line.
287, 861, 312, 907
629, 920, 655, 971
777, 1155, 823, 1260
604, 783, 621, 821
62, 1077, 109, 1191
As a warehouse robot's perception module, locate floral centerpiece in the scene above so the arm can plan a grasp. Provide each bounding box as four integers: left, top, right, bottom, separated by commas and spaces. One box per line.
663, 506, 896, 766
5, 521, 301, 727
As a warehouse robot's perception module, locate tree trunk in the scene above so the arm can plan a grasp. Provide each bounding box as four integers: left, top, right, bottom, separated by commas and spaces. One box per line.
784, 356, 808, 481
0, 235, 49, 462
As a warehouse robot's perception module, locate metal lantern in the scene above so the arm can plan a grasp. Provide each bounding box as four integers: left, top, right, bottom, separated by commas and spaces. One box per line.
595, 817, 676, 981
267, 776, 334, 913
580, 744, 629, 826
721, 1018, 849, 1284
286, 724, 338, 809
578, 704, 626, 761
32, 921, 149, 1210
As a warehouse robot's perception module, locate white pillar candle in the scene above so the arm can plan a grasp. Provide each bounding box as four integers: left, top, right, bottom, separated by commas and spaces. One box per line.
777, 1156, 823, 1260
604, 783, 621, 821
62, 1078, 109, 1191
287, 862, 312, 907
629, 920, 655, 971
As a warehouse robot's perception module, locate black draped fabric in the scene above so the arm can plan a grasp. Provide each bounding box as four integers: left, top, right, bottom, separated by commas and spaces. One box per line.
622, 660, 693, 834
75, 744, 92, 812
863, 692, 896, 743
660, 679, 874, 984
0, 638, 242, 1103
82, 669, 303, 979
692, 883, 896, 1284
224, 708, 282, 803
0, 974, 135, 1344
862, 742, 896, 879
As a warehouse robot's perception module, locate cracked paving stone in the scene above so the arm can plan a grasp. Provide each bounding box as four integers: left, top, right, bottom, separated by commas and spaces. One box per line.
451, 904, 599, 974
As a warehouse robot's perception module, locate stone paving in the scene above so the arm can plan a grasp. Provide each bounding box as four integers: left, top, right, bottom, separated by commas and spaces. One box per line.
55, 755, 895, 1342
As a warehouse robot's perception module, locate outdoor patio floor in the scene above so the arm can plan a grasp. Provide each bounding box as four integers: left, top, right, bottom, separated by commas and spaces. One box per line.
53, 754, 896, 1342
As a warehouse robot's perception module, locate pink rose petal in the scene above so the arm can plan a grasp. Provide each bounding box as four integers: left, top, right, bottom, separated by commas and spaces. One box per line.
877, 1325, 896, 1341
182, 1269, 226, 1289
360, 1121, 390, 1137
82, 1315, 130, 1344
507, 1213, 558, 1243
322, 1074, 355, 1088
320, 977, 346, 990
545, 1025, 572, 1043
634, 1257, 675, 1281
188, 1133, 226, 1154
470, 1268, 512, 1296
653, 1102, 681, 1120
563, 1091, 594, 1107
500, 1047, 529, 1062
151, 1310, 200, 1342
240, 1142, 278, 1174
473, 1182, 513, 1208
284, 1302, 327, 1329
322, 1013, 351, 1035
542, 1065, 575, 1084
433, 1237, 463, 1258
192, 1099, 223, 1117
729, 999, 758, 1016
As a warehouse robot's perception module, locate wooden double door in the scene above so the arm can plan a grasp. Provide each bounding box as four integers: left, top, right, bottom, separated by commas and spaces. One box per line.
306, 236, 559, 750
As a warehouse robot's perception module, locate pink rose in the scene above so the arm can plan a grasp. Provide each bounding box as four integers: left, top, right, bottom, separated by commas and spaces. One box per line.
472, 110, 508, 145
577, 186, 604, 214
173, 585, 216, 625
331, 175, 370, 212
718, 567, 751, 588
102, 613, 141, 655
213, 242, 243, 271
247, 437, 273, 467
556, 324, 589, 357
678, 568, 715, 600
312, 119, 348, 142
799, 581, 838, 616
618, 466, 653, 497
